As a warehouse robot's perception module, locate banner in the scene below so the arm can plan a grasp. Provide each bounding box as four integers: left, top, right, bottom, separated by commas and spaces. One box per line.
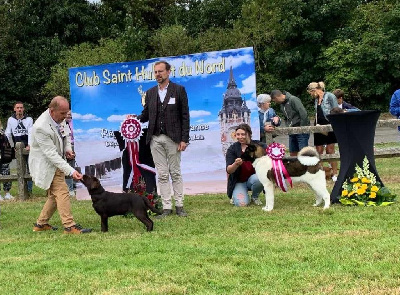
69, 47, 259, 199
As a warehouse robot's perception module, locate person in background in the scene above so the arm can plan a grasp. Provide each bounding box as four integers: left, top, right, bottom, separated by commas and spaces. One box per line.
270, 89, 310, 156
307, 81, 339, 182
257, 94, 280, 143
30, 96, 91, 234
332, 89, 360, 111
138, 60, 190, 218
5, 101, 33, 197
389, 89, 400, 133
65, 110, 76, 197
0, 120, 13, 201
226, 123, 265, 206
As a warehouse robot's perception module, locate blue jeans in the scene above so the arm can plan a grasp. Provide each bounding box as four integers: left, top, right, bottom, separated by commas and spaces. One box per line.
232, 174, 264, 206
289, 133, 310, 153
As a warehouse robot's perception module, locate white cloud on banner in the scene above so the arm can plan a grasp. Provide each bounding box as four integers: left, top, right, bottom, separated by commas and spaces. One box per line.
214, 81, 224, 88
190, 110, 212, 118
72, 112, 103, 122
107, 114, 130, 122
239, 73, 256, 95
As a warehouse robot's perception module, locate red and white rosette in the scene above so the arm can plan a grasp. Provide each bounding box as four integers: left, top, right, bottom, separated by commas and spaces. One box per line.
120, 116, 156, 187
266, 142, 292, 192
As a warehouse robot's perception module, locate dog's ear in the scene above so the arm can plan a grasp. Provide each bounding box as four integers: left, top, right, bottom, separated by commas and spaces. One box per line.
91, 176, 101, 190
255, 145, 266, 158
241, 145, 255, 162
247, 144, 257, 152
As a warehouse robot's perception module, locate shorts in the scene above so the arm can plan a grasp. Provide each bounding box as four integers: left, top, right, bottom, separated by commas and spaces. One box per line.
314, 131, 337, 146
289, 133, 310, 153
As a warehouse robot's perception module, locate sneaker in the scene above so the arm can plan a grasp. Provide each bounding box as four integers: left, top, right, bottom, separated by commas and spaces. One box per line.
33, 223, 58, 231
252, 198, 263, 206
4, 193, 13, 200
0, 195, 3, 201
63, 224, 92, 234
229, 198, 234, 205
332, 175, 338, 182
69, 190, 76, 197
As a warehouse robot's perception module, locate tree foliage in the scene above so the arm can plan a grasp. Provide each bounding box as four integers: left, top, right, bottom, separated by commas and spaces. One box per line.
43, 38, 126, 111
0, 0, 399, 119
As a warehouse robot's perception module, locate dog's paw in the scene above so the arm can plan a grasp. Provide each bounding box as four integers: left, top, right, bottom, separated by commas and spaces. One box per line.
262, 206, 273, 212
323, 205, 330, 210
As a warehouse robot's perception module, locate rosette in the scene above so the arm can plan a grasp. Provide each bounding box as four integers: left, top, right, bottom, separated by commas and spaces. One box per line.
120, 116, 155, 188
266, 142, 292, 192
120, 117, 143, 142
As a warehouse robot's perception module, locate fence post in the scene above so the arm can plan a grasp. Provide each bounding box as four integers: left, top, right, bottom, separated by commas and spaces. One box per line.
15, 142, 29, 200
265, 132, 274, 145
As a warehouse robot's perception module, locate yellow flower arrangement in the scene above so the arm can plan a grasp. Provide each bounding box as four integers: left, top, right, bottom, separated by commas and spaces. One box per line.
339, 157, 396, 206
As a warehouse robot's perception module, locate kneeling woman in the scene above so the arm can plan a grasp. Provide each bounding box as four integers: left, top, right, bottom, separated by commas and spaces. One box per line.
226, 123, 264, 206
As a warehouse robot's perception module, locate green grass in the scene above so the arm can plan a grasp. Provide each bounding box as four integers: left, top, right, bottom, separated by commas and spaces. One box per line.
1, 157, 400, 294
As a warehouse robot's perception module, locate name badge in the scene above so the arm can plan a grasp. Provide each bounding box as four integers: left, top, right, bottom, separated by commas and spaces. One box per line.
168, 97, 176, 104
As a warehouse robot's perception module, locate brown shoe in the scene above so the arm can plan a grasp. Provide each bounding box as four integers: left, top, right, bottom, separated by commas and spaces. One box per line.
63, 224, 92, 234
33, 223, 58, 232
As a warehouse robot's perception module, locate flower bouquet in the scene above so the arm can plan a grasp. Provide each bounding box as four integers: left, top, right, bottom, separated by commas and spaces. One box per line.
124, 178, 162, 217
340, 157, 396, 206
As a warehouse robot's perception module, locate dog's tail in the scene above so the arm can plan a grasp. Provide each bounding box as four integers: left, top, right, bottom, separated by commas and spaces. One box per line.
143, 196, 163, 215
297, 146, 320, 166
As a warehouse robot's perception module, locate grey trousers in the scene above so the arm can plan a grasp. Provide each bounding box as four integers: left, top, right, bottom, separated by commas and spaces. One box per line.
150, 134, 184, 210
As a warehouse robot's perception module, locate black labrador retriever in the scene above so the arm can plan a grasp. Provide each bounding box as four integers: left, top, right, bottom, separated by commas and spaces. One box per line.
81, 175, 162, 232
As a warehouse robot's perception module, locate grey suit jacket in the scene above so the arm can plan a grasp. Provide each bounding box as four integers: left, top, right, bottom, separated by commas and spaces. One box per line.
139, 81, 190, 144
29, 110, 75, 190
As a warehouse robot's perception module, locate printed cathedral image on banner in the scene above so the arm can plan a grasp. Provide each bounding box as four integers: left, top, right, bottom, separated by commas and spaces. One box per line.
69, 47, 258, 199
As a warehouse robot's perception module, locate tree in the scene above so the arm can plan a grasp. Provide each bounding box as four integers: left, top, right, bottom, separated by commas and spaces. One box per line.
0, 0, 101, 117
42, 38, 126, 110
324, 1, 400, 110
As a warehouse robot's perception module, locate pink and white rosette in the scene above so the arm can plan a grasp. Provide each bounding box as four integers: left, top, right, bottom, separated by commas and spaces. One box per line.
120, 116, 156, 187
266, 142, 292, 192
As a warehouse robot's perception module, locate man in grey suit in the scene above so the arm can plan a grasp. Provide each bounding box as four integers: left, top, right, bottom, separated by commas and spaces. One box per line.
138, 61, 190, 218
30, 96, 91, 234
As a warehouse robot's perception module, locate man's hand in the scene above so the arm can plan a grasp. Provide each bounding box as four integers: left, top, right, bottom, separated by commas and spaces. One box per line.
178, 141, 188, 151
25, 145, 30, 151
72, 171, 82, 180
272, 116, 280, 125
66, 150, 75, 160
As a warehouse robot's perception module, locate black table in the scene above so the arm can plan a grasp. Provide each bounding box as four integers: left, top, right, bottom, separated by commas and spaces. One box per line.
327, 110, 383, 203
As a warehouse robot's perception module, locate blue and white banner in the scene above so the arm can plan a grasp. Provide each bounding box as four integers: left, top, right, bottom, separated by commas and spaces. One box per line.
69, 47, 258, 198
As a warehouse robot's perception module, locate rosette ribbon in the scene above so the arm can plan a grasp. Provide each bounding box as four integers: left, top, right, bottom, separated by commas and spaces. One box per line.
120, 116, 156, 187
266, 142, 292, 192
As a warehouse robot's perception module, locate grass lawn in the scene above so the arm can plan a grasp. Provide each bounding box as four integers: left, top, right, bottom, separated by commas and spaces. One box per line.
1, 156, 400, 294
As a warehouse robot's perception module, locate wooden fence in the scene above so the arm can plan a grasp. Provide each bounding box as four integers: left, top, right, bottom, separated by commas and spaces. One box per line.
0, 142, 121, 200
1, 119, 399, 199
265, 119, 400, 161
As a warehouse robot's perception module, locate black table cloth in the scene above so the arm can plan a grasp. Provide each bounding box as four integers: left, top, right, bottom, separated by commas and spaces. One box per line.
327, 110, 383, 203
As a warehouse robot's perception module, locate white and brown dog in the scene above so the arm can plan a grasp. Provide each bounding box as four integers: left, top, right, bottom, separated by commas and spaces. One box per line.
242, 144, 330, 211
